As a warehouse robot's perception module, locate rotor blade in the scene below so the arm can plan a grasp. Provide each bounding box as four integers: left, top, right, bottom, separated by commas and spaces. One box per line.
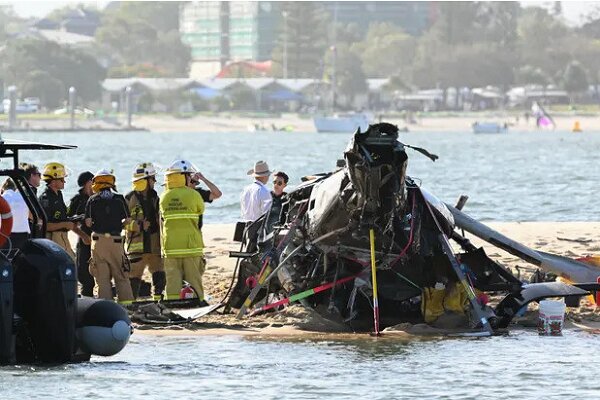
447, 204, 600, 282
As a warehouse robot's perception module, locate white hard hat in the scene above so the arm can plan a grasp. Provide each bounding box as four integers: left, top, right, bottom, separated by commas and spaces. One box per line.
94, 168, 114, 178
132, 162, 157, 182
164, 159, 198, 175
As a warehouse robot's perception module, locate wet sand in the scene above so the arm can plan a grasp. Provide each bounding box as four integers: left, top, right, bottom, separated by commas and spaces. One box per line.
133, 222, 600, 337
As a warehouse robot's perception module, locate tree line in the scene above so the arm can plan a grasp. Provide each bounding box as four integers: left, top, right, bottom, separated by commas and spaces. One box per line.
271, 2, 600, 103
0, 2, 189, 107
2, 2, 600, 109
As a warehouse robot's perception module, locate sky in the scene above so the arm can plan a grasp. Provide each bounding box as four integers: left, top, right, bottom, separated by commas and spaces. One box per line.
2, 0, 599, 26
3, 0, 108, 18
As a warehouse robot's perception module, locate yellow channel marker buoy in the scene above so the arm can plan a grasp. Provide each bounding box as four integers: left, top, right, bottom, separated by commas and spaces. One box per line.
572, 120, 582, 132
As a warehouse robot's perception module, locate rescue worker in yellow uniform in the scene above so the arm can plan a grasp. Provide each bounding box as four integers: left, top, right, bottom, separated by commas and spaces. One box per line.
159, 159, 208, 306
39, 162, 76, 260
85, 169, 134, 303
124, 162, 166, 300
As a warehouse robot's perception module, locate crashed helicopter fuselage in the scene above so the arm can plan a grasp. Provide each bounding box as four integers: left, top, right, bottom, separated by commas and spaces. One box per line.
229, 123, 596, 334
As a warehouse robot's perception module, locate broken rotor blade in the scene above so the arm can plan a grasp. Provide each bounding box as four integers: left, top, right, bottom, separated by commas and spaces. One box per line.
446, 204, 600, 283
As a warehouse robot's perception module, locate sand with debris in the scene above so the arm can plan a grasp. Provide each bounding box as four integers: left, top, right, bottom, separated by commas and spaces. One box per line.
130, 222, 600, 337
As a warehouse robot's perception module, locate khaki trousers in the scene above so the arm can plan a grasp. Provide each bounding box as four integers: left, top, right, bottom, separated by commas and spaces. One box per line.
46, 231, 76, 261
164, 257, 205, 300
90, 235, 134, 303
130, 253, 164, 278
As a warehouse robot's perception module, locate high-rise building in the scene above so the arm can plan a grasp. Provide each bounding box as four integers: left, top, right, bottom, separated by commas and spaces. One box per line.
181, 1, 281, 78
180, 1, 436, 79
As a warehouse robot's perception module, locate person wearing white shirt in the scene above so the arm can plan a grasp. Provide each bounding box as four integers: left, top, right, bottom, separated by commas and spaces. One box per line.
240, 160, 273, 222
1, 178, 31, 251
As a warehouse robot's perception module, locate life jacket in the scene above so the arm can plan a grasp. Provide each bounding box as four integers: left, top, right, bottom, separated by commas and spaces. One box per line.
159, 186, 205, 258
124, 189, 160, 256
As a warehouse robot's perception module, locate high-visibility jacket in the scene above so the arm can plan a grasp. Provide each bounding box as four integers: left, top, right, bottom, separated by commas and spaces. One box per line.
124, 189, 160, 256
159, 186, 205, 258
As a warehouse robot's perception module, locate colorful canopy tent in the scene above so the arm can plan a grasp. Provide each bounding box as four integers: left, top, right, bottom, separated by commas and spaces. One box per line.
192, 87, 222, 100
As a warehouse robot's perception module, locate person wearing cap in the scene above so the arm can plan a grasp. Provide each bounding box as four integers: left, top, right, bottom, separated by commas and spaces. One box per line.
39, 162, 76, 260
85, 169, 134, 303
124, 162, 165, 300
159, 159, 207, 305
66, 171, 95, 296
240, 160, 273, 222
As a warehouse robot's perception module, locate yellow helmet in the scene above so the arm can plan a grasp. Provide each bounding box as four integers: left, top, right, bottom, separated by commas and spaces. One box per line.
132, 162, 157, 182
92, 168, 116, 193
42, 162, 68, 181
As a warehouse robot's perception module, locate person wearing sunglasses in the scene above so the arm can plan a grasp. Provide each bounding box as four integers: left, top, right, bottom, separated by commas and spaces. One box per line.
38, 162, 76, 260
188, 171, 222, 204
19, 162, 41, 196
187, 170, 222, 232
265, 171, 289, 231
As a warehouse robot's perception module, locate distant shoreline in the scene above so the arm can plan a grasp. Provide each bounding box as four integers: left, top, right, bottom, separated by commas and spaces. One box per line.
2, 113, 599, 134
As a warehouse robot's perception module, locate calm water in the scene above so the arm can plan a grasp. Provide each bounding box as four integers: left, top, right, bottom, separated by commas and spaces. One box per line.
4, 129, 600, 223
2, 129, 600, 398
0, 331, 599, 399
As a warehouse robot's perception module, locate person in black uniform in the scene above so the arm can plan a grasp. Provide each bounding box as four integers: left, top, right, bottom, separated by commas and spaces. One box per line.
39, 162, 76, 259
85, 169, 134, 303
20, 163, 42, 234
67, 171, 95, 297
187, 170, 222, 231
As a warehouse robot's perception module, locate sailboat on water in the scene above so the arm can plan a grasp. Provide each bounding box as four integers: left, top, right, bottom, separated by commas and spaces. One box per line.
532, 101, 556, 130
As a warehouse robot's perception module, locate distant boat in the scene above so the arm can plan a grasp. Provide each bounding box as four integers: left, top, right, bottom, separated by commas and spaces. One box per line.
472, 121, 508, 134
313, 113, 372, 133
532, 101, 556, 130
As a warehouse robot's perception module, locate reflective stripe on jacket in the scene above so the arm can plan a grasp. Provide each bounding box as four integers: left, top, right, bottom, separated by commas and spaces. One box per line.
159, 186, 205, 258
124, 190, 160, 255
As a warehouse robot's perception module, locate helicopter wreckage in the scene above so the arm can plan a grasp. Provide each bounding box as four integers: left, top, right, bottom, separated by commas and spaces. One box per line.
227, 123, 600, 335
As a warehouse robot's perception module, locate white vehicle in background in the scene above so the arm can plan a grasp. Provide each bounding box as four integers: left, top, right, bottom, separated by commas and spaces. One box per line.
24, 97, 40, 112
2, 98, 40, 113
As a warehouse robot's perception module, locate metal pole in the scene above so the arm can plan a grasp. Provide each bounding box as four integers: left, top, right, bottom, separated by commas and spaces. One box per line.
282, 11, 288, 79
69, 86, 76, 130
125, 86, 133, 129
369, 228, 381, 336
331, 2, 338, 112
331, 45, 337, 112
8, 86, 17, 131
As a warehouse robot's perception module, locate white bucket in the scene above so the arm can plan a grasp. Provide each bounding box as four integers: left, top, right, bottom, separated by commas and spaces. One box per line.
537, 300, 566, 336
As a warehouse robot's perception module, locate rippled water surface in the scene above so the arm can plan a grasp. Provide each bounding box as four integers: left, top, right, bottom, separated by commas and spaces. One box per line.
5, 129, 600, 223
1, 331, 599, 399
2, 128, 600, 397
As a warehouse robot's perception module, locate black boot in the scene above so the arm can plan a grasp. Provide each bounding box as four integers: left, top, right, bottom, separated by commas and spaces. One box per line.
152, 271, 166, 300
130, 278, 142, 299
